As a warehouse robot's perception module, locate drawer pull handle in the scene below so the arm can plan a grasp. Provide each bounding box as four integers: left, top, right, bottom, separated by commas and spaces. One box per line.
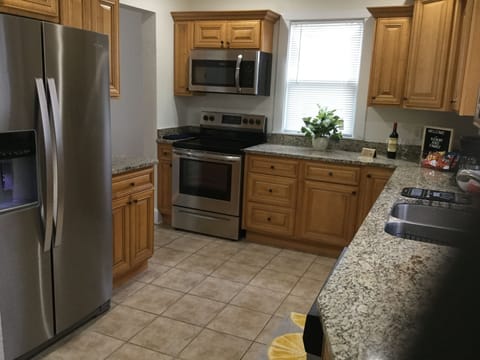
130, 182, 135, 186
267, 217, 271, 222
268, 189, 273, 193
328, 172, 333, 176
133, 199, 138, 203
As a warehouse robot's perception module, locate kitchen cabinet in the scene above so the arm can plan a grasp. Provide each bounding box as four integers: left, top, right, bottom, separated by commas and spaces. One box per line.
194, 20, 261, 49
243, 154, 362, 257
112, 166, 154, 287
171, 10, 280, 96
157, 143, 173, 225
367, 6, 413, 106
451, 0, 480, 116
0, 0, 58, 22
356, 166, 393, 230
403, 0, 457, 110
60, 0, 120, 97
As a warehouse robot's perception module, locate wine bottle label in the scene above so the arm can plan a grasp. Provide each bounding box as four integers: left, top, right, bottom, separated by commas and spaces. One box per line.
387, 138, 398, 152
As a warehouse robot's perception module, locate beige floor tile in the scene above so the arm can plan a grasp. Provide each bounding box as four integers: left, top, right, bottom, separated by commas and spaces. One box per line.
314, 255, 337, 266
42, 331, 123, 360
90, 305, 155, 341
165, 236, 213, 253
189, 277, 244, 303
162, 294, 225, 326
122, 285, 183, 314
111, 281, 146, 304
130, 317, 202, 356
196, 240, 245, 259
255, 315, 288, 345
229, 249, 276, 267
175, 254, 225, 275
230, 285, 286, 314
210, 261, 261, 284
241, 342, 268, 360
107, 343, 172, 360
265, 255, 314, 277
244, 242, 281, 255
291, 277, 324, 299
154, 227, 184, 247
152, 268, 206, 292
179, 329, 251, 360
278, 248, 317, 262
207, 305, 271, 340
275, 295, 314, 318
303, 261, 335, 281
250, 269, 300, 294
150, 248, 192, 267
133, 262, 171, 284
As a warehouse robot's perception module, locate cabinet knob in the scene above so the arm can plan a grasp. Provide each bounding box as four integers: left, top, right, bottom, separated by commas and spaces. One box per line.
134, 199, 138, 203
352, 191, 357, 195
403, 97, 408, 101
328, 171, 333, 176
226, 41, 230, 47
220, 40, 224, 47
267, 217, 271, 222
127, 201, 132, 205
268, 189, 273, 193
371, 96, 376, 100
130, 182, 135, 186
367, 174, 372, 178
270, 165, 275, 170
163, 151, 168, 156
450, 99, 457, 104
169, 163, 172, 168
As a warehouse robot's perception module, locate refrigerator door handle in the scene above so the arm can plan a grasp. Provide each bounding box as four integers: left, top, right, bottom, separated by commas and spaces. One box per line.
35, 78, 54, 252
47, 78, 65, 247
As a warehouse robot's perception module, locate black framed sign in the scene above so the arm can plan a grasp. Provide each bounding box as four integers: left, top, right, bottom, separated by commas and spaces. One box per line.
421, 126, 454, 158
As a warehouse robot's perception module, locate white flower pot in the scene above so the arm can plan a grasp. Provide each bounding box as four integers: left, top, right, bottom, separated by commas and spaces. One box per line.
312, 137, 329, 150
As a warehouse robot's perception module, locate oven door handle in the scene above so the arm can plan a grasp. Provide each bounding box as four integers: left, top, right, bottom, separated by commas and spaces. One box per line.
173, 149, 241, 163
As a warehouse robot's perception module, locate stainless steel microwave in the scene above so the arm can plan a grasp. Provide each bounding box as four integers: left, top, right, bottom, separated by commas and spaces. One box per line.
189, 49, 272, 96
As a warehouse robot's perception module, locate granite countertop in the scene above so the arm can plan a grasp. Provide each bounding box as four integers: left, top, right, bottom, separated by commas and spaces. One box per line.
243, 143, 464, 359
112, 156, 158, 175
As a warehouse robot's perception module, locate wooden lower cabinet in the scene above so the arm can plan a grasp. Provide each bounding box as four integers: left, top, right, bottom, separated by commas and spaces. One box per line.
296, 180, 358, 249
157, 143, 173, 224
112, 167, 154, 287
0, 0, 59, 22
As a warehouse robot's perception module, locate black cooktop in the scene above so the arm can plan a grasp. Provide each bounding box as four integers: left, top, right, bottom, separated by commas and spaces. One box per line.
173, 134, 265, 155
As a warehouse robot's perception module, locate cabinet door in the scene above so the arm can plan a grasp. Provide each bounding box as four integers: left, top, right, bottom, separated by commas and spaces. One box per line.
0, 0, 58, 21
112, 196, 131, 278
296, 181, 358, 247
227, 20, 261, 48
194, 21, 226, 48
356, 167, 393, 229
91, 0, 120, 97
157, 162, 172, 224
368, 17, 411, 105
59, 0, 90, 29
404, 0, 456, 109
130, 189, 154, 268
174, 21, 194, 95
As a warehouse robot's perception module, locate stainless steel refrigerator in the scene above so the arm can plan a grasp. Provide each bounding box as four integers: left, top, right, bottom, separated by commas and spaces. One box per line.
0, 14, 112, 360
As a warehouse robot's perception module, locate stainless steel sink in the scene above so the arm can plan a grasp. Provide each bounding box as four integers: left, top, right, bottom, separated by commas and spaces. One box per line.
384, 203, 475, 247
390, 203, 473, 230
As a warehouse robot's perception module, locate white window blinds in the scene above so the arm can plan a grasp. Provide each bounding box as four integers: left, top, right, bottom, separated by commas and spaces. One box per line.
283, 20, 364, 137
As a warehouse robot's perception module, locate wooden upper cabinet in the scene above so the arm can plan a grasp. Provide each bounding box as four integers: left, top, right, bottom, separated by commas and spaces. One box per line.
0, 0, 59, 21
451, 0, 480, 116
194, 20, 261, 49
174, 21, 194, 96
367, 6, 413, 106
91, 0, 120, 97
403, 0, 456, 109
59, 0, 90, 29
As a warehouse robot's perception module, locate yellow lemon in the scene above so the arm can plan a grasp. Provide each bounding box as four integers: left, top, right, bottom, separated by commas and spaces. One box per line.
268, 333, 306, 360
290, 312, 307, 330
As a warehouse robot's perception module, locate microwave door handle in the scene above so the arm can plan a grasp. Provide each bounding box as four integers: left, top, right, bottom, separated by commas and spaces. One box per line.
235, 54, 243, 93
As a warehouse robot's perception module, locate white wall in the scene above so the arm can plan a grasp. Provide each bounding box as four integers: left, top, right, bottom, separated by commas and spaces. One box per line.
110, 5, 156, 157
121, 0, 478, 147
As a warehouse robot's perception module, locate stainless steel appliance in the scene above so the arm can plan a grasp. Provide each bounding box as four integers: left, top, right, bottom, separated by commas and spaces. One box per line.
0, 14, 112, 360
189, 49, 272, 95
172, 111, 267, 240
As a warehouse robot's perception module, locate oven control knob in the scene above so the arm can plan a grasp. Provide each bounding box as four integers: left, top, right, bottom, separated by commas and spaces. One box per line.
209, 116, 215, 121
248, 118, 254, 125
242, 118, 248, 124
255, 119, 261, 125
203, 115, 208, 121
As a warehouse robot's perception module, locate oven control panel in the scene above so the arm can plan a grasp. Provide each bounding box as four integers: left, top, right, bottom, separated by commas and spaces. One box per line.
200, 111, 266, 132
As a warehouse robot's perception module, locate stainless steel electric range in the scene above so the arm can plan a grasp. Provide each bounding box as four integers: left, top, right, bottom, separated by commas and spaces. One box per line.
172, 111, 267, 240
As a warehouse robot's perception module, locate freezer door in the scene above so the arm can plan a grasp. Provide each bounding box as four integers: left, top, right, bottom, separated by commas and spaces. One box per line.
43, 23, 112, 333
0, 14, 55, 360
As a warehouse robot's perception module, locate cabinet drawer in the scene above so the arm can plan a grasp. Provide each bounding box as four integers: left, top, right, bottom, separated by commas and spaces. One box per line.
112, 167, 154, 199
245, 202, 295, 236
303, 162, 360, 185
246, 173, 297, 207
158, 143, 172, 160
248, 155, 298, 178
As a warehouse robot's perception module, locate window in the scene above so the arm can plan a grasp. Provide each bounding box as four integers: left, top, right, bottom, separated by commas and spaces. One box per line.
283, 20, 364, 137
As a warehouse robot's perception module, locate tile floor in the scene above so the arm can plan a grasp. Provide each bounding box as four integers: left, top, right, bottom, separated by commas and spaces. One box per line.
36, 225, 336, 360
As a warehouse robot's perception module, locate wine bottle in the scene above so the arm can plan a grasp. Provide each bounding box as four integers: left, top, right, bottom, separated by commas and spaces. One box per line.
387, 122, 398, 159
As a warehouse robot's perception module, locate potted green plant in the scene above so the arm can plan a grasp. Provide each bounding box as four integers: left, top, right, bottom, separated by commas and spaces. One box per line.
301, 105, 344, 150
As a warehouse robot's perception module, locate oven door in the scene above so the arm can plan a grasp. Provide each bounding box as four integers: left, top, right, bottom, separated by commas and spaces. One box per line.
172, 148, 242, 216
